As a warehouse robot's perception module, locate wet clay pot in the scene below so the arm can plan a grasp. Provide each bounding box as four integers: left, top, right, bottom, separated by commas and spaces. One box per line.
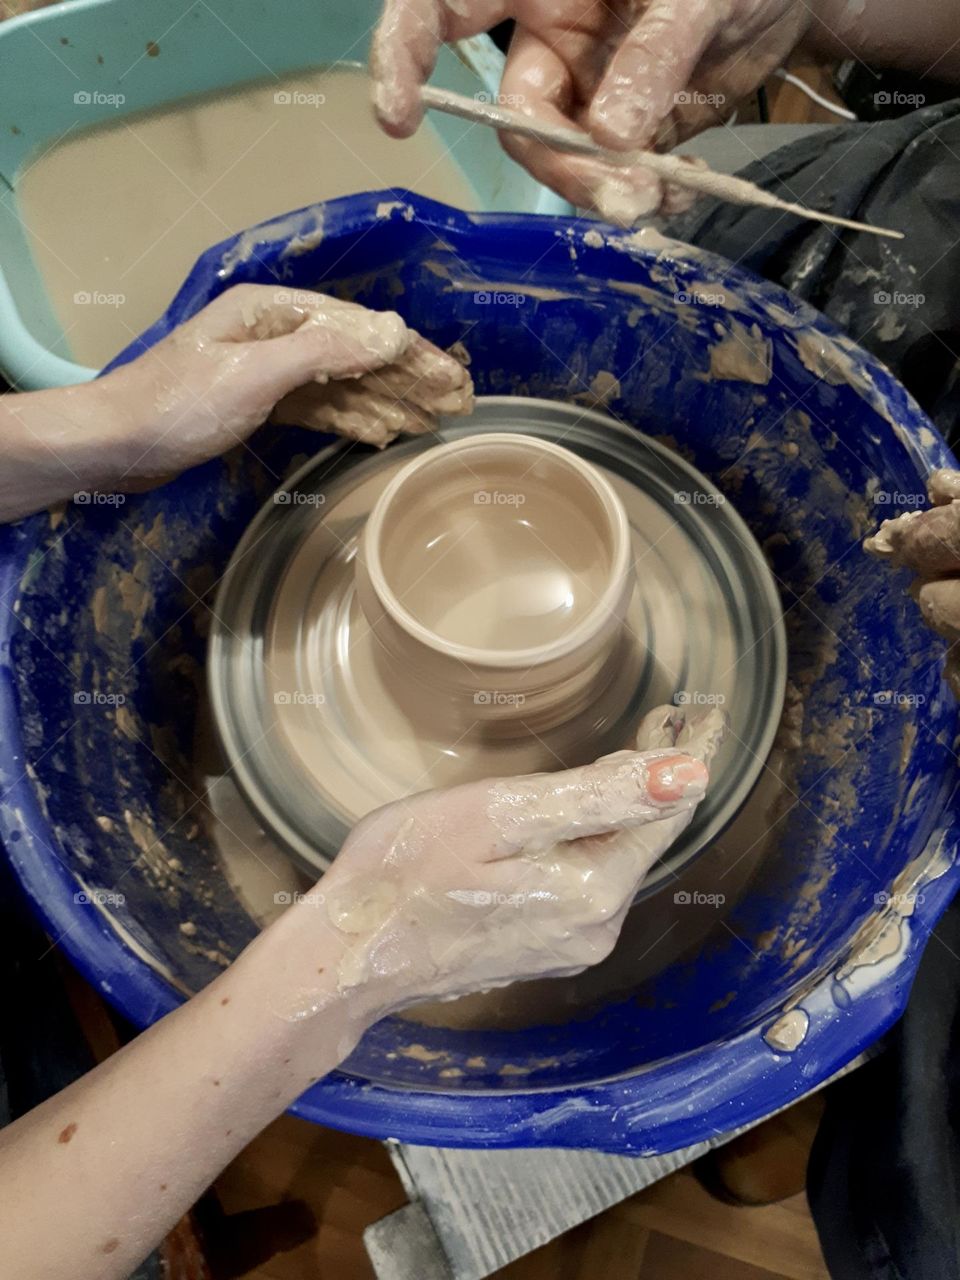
354, 432, 635, 735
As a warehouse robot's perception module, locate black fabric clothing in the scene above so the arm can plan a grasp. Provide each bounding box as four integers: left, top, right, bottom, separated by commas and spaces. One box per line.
669, 101, 960, 1279
807, 899, 960, 1280
670, 101, 960, 452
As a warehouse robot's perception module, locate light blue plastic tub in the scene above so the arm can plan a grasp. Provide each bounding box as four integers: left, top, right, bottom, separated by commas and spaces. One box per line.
0, 0, 568, 388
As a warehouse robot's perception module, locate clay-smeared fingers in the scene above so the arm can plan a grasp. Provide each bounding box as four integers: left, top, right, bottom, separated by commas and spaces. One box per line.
370, 0, 444, 135
251, 314, 411, 395
268, 328, 473, 446
928, 469, 960, 506
864, 474, 960, 705
372, 0, 509, 135
362, 334, 473, 414
912, 577, 960, 644
865, 502, 960, 575
169, 284, 307, 343
483, 750, 709, 859
498, 30, 615, 210
181, 285, 390, 345
270, 381, 432, 445
636, 704, 728, 762
172, 286, 413, 392
588, 0, 719, 150
499, 29, 664, 222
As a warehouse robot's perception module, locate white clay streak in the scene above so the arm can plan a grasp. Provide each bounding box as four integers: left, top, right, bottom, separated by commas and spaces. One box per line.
420, 87, 903, 241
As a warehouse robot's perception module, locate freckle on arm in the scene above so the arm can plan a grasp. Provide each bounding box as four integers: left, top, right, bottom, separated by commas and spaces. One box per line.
58, 1123, 77, 1144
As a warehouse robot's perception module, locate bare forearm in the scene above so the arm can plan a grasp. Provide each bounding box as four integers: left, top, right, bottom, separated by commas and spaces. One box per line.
807, 0, 960, 82
0, 900, 381, 1280
0, 728, 712, 1278
0, 381, 127, 522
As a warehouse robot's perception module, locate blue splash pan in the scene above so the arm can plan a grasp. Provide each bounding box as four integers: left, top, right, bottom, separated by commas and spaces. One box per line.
1, 192, 957, 1154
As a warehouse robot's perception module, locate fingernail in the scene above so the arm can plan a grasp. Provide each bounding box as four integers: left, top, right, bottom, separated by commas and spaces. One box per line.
649, 757, 708, 802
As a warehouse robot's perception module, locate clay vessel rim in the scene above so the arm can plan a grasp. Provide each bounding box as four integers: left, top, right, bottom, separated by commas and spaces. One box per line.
361, 432, 632, 667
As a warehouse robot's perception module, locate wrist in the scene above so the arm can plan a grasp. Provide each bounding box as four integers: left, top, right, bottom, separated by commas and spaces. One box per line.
87, 365, 163, 486
234, 891, 395, 1035
46, 374, 136, 493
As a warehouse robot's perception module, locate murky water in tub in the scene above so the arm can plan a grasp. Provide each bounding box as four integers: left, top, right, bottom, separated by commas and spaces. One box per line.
16, 65, 477, 368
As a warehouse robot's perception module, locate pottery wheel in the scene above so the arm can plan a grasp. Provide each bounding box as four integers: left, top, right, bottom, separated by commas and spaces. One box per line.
210, 397, 786, 888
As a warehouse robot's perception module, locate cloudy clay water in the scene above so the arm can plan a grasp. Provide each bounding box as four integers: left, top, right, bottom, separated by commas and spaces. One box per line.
16, 65, 478, 369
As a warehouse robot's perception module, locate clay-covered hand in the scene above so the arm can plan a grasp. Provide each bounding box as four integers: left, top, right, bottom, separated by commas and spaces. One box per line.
865, 469, 960, 698
101, 283, 472, 477
314, 706, 723, 1011
371, 0, 809, 223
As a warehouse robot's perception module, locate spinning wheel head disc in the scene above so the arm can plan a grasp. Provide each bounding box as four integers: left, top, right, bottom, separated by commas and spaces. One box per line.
210, 398, 787, 889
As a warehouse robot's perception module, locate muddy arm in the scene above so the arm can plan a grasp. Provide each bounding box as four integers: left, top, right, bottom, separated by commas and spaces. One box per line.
0, 742, 708, 1280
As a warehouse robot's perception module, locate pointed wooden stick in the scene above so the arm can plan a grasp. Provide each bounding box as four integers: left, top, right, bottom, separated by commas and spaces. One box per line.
421, 85, 904, 241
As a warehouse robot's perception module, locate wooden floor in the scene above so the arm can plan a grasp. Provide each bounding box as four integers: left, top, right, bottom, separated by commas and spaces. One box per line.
207, 1116, 829, 1280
